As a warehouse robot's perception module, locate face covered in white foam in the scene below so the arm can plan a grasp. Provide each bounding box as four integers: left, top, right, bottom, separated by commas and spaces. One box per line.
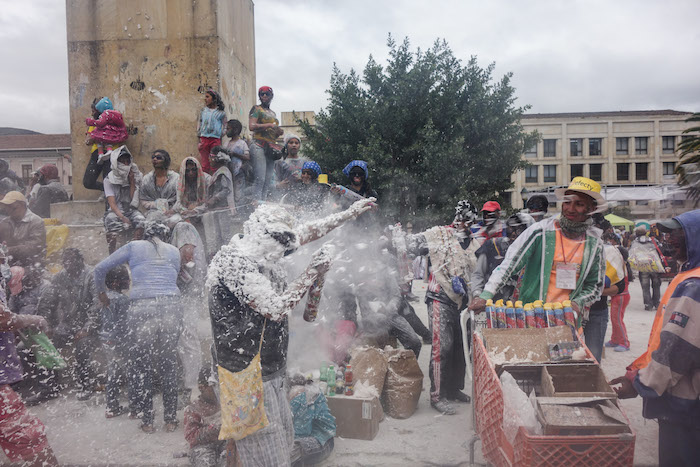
240, 204, 301, 261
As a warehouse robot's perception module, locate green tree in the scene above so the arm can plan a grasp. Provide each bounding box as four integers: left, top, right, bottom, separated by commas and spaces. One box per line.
676, 112, 700, 205
298, 36, 539, 226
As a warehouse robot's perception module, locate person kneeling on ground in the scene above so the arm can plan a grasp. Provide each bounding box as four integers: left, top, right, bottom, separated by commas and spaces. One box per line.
288, 373, 336, 467
184, 367, 224, 467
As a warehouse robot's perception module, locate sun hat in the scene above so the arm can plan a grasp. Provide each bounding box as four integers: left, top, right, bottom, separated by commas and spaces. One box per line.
554, 176, 607, 213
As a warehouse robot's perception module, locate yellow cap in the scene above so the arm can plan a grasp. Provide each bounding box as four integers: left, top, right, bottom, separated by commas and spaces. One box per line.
554, 176, 607, 212
495, 299, 504, 307
553, 302, 562, 309
543, 303, 552, 309
486, 299, 493, 306
317, 174, 329, 185
562, 300, 571, 307
533, 300, 543, 307
524, 303, 533, 311
506, 300, 513, 307
514, 301, 523, 308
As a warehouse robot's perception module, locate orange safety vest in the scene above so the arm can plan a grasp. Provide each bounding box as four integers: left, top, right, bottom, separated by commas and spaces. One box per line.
628, 267, 700, 372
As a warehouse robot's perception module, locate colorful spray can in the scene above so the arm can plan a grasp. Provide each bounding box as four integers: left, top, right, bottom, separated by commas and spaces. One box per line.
485, 299, 495, 329
514, 301, 525, 328
533, 300, 546, 328
303, 275, 326, 322
544, 303, 557, 328
494, 299, 506, 329
553, 302, 566, 327
562, 299, 577, 331
524, 303, 536, 328
505, 301, 516, 329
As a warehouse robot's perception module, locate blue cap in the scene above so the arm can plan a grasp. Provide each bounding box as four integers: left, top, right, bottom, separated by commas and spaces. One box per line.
95, 97, 113, 113
302, 161, 322, 177
342, 160, 368, 179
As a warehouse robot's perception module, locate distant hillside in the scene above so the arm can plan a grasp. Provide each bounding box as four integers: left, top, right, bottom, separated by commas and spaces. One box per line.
0, 128, 41, 136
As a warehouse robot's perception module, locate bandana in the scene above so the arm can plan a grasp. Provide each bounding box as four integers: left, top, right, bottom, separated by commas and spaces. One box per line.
559, 215, 593, 235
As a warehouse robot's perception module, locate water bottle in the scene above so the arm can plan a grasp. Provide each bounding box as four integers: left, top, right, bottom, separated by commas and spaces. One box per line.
553, 302, 566, 327
485, 299, 495, 329
524, 303, 536, 328
494, 299, 507, 329
514, 300, 525, 328
533, 300, 546, 328
505, 300, 516, 329
320, 361, 327, 382
544, 303, 557, 328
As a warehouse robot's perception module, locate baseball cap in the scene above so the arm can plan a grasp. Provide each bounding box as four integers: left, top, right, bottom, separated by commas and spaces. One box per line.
656, 218, 682, 233
0, 191, 27, 205
481, 201, 501, 212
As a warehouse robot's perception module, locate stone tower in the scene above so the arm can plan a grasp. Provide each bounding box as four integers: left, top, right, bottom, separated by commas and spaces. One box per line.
66, 0, 256, 200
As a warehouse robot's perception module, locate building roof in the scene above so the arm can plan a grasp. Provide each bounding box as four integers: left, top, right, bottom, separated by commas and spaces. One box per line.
0, 134, 71, 151
0, 127, 41, 136
522, 110, 692, 119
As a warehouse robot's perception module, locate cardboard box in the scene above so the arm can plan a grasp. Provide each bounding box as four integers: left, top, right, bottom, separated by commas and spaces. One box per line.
482, 327, 592, 367
326, 395, 383, 441
536, 397, 631, 436
541, 364, 616, 398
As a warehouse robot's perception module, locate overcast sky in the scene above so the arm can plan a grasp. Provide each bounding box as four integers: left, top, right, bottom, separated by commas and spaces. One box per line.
1, 0, 699, 134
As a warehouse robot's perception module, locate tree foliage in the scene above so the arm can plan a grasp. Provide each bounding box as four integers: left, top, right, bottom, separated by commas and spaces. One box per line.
297, 36, 539, 226
676, 112, 700, 206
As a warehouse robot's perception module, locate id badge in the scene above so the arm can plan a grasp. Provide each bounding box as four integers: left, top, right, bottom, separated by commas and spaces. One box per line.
555, 262, 577, 290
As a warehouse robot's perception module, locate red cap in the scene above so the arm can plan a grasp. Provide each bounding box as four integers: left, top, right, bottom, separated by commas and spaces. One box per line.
258, 86, 273, 95
481, 201, 501, 212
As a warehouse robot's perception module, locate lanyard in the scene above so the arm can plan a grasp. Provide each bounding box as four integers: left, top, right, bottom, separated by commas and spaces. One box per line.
558, 229, 583, 264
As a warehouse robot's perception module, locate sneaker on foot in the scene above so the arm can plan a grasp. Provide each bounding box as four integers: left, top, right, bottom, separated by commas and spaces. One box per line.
431, 399, 456, 415
448, 390, 471, 403
614, 345, 630, 352
76, 390, 94, 401
604, 341, 616, 348
140, 423, 155, 434
105, 406, 126, 419
165, 422, 178, 433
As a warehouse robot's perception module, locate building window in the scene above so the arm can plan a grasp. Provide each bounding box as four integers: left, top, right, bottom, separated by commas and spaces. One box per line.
543, 165, 556, 183
543, 139, 556, 158
525, 165, 538, 183
570, 164, 584, 179
570, 138, 582, 157
672, 199, 684, 206
662, 136, 676, 154
663, 162, 675, 176
636, 200, 649, 206
589, 163, 602, 181
617, 201, 630, 206
635, 137, 648, 155
589, 138, 602, 156
617, 163, 630, 181
68, 175, 72, 185
21, 164, 33, 187
524, 144, 537, 159
636, 162, 649, 181
616, 137, 629, 155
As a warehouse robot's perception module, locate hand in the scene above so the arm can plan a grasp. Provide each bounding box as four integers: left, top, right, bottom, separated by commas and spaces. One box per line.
128, 169, 135, 184
348, 197, 376, 218
665, 267, 671, 273
609, 376, 638, 399
99, 292, 110, 307
31, 316, 50, 334
469, 297, 487, 314
310, 244, 334, 275
571, 301, 581, 317
120, 216, 132, 227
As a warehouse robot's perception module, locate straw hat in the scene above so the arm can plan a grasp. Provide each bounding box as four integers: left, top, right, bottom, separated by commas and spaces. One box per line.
554, 177, 607, 213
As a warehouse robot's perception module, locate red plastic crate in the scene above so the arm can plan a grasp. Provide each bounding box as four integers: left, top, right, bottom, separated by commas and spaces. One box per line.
472, 332, 636, 467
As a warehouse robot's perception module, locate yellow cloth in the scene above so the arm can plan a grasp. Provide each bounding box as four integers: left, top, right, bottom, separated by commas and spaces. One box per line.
217, 355, 269, 441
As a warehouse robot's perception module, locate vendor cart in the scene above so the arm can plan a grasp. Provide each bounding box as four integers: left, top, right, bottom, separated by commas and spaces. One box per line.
461, 311, 636, 467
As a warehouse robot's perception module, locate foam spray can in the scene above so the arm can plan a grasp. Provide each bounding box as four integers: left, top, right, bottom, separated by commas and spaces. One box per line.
494, 299, 506, 329
303, 274, 326, 322
514, 301, 525, 328
533, 300, 546, 328
524, 303, 536, 328
553, 302, 566, 327
485, 299, 495, 329
505, 301, 516, 329
562, 300, 578, 335
544, 303, 557, 328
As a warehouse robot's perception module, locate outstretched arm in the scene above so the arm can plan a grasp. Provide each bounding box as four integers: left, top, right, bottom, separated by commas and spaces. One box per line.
0, 302, 49, 333
297, 197, 375, 245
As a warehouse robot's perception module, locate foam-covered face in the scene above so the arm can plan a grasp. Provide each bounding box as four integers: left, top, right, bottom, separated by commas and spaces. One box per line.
482, 210, 499, 227
242, 204, 300, 259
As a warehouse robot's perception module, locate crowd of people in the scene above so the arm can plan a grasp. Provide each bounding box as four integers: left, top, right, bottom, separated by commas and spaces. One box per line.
0, 85, 695, 466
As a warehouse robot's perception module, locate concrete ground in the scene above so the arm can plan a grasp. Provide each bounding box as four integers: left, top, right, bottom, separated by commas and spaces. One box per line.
7, 279, 663, 465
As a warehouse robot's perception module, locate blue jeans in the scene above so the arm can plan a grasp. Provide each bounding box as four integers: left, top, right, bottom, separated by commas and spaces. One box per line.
128, 296, 183, 425
583, 307, 609, 362
103, 341, 136, 414
249, 141, 275, 201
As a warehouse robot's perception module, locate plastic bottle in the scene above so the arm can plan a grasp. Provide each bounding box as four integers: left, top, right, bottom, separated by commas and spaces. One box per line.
345, 364, 354, 396
328, 364, 336, 396
562, 300, 578, 334
524, 303, 536, 328
320, 362, 327, 382
484, 299, 495, 329
505, 300, 516, 329
544, 303, 557, 328
553, 302, 566, 327
494, 299, 507, 329
533, 300, 546, 328
514, 301, 525, 328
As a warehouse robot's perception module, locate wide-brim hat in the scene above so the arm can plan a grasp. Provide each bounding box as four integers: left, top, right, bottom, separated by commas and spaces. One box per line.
656, 218, 682, 233
554, 176, 607, 214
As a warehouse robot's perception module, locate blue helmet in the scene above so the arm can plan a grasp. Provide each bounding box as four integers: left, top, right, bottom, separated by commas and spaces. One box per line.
302, 161, 322, 177
342, 160, 369, 179
95, 97, 113, 113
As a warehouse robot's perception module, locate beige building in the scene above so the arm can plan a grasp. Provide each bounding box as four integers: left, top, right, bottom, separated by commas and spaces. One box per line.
0, 132, 73, 197
66, 0, 256, 200
278, 111, 315, 141
512, 110, 694, 219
